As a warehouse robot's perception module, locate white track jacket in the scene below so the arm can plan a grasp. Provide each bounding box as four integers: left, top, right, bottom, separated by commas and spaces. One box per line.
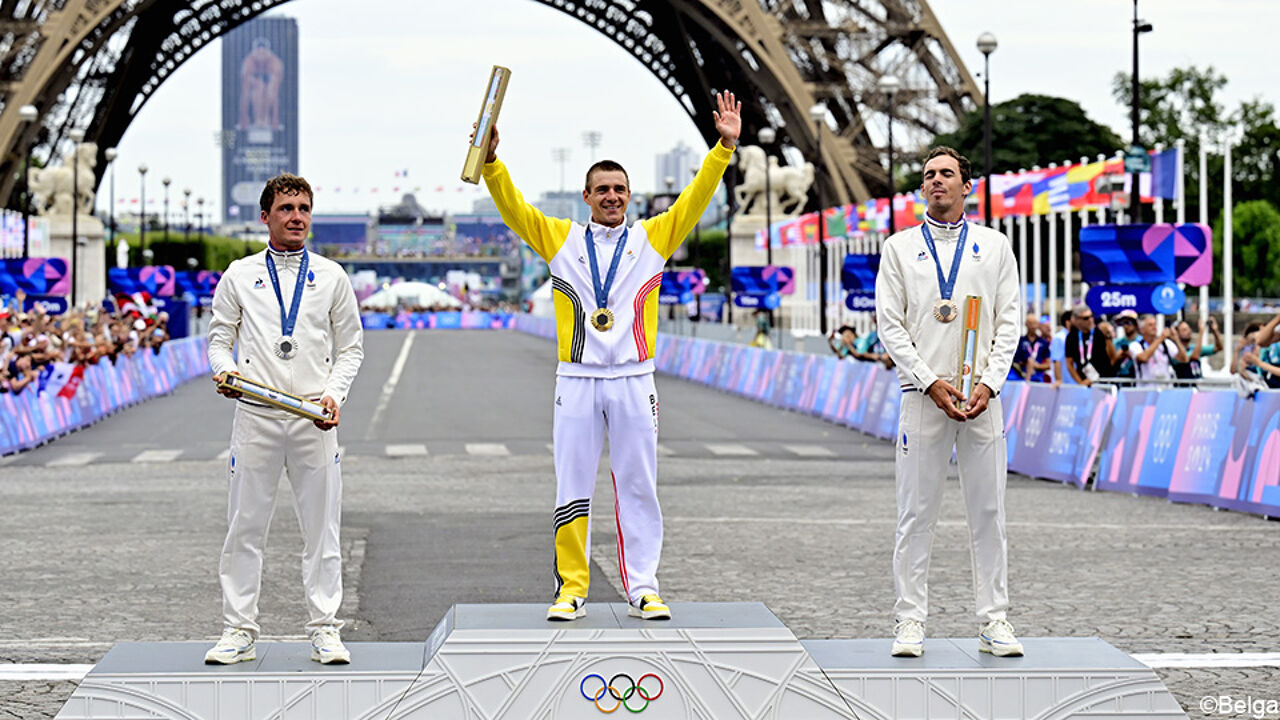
208, 246, 363, 405
875, 219, 1020, 395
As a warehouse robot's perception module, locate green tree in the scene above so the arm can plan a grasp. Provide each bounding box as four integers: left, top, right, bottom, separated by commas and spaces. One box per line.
1211, 200, 1280, 297
909, 94, 1123, 191
1113, 65, 1280, 219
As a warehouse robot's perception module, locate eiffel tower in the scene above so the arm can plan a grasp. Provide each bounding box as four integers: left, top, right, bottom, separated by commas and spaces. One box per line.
0, 0, 979, 210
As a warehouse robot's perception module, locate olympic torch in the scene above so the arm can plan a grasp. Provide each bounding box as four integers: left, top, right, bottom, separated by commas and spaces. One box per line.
957, 295, 981, 411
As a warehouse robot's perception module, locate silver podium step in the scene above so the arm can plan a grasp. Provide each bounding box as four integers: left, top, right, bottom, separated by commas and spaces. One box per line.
56, 603, 1185, 719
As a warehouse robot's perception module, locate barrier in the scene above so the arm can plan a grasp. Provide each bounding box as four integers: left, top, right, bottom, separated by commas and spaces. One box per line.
0, 337, 210, 456
514, 314, 1280, 517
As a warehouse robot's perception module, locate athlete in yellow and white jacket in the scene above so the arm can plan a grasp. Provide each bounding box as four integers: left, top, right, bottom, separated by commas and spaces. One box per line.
480, 91, 740, 622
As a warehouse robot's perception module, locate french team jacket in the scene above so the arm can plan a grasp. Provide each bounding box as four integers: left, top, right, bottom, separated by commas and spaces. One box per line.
208, 245, 364, 407
875, 219, 1021, 396
483, 141, 734, 378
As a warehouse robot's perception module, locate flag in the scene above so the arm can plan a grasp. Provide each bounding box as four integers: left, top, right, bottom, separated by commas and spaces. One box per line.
1150, 148, 1178, 200
41, 362, 84, 399
1032, 167, 1068, 215
1067, 161, 1104, 209
892, 195, 915, 229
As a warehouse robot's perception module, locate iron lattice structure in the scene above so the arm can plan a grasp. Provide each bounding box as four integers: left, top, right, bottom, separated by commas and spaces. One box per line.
0, 0, 980, 209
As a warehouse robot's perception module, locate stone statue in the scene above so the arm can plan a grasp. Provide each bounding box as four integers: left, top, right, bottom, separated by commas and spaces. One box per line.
734, 144, 815, 218
28, 141, 97, 217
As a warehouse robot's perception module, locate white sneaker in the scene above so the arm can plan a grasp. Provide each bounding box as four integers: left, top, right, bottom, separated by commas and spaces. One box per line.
979, 619, 1025, 657
310, 626, 351, 664
891, 619, 925, 657
546, 594, 586, 621
204, 627, 255, 665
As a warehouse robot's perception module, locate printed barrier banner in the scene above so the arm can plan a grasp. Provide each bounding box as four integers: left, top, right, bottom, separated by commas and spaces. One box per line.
513, 316, 1280, 518
0, 337, 210, 457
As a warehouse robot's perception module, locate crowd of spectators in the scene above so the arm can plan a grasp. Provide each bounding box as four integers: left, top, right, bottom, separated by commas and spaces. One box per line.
1005, 305, 1280, 391
0, 292, 170, 398
826, 320, 895, 369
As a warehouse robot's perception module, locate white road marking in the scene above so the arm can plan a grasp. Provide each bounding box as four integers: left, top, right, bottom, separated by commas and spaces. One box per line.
466, 443, 509, 456
546, 443, 556, 454
46, 452, 103, 467
1133, 652, 1280, 668
656, 444, 675, 456
665, 516, 1273, 532
783, 444, 837, 457
386, 444, 428, 457
216, 449, 231, 461
365, 330, 416, 441
705, 443, 758, 456
131, 449, 182, 463
0, 664, 94, 681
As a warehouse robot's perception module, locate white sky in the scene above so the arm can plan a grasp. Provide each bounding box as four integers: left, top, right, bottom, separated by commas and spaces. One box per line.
98, 0, 1276, 221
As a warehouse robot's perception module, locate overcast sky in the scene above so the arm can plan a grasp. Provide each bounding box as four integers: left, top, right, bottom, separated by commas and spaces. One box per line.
98, 0, 1275, 221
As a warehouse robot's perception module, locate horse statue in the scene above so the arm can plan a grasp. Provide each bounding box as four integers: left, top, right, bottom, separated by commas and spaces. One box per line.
733, 144, 815, 218
28, 141, 98, 217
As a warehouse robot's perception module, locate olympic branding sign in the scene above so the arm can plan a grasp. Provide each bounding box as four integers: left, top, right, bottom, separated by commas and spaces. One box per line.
580, 672, 664, 713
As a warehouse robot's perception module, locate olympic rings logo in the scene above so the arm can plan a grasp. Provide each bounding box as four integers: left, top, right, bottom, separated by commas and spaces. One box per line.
579, 672, 664, 713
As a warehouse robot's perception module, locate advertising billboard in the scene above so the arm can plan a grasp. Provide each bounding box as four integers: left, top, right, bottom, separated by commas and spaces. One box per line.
221, 16, 299, 223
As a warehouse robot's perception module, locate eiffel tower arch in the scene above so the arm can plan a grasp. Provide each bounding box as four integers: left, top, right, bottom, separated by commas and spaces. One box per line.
0, 0, 979, 211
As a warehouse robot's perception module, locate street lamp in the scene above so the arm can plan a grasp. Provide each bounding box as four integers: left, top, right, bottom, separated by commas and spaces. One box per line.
183, 187, 192, 242
977, 32, 998, 227
138, 163, 149, 264
69, 128, 84, 307
105, 148, 118, 261
757, 126, 776, 267
162, 176, 171, 243
1130, 0, 1153, 221
196, 197, 205, 241
810, 102, 830, 335
878, 75, 901, 234
18, 104, 38, 259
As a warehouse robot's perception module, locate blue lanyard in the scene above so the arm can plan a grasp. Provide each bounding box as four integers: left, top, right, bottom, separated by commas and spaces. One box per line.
584, 226, 628, 309
265, 250, 309, 337
919, 221, 968, 302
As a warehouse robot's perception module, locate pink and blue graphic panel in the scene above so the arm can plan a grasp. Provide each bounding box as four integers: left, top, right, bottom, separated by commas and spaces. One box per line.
1095, 390, 1160, 495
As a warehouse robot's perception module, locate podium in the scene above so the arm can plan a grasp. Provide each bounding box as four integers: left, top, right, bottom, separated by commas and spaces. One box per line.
56, 603, 1186, 719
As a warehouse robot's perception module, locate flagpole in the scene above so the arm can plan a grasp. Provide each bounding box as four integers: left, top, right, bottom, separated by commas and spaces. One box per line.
1152, 142, 1164, 224
1031, 166, 1043, 319
1017, 169, 1028, 311
1078, 156, 1091, 311
1195, 135, 1209, 331
1223, 134, 1234, 355
1048, 162, 1058, 323
1096, 154, 1107, 226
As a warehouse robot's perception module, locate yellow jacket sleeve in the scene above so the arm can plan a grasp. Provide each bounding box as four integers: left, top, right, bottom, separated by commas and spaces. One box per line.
482, 159, 572, 263
641, 141, 735, 259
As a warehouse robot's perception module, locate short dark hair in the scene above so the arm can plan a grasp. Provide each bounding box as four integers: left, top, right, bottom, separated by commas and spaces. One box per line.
923, 146, 972, 184
584, 160, 629, 192
1059, 310, 1073, 326
837, 325, 855, 335
260, 173, 314, 213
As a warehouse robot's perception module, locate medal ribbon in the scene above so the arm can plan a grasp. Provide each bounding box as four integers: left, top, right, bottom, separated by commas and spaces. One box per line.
584, 226, 629, 310
266, 249, 309, 338
920, 221, 969, 304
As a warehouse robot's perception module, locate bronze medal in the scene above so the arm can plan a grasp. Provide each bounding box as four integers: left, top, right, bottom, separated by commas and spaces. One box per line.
591, 308, 615, 331
933, 299, 958, 323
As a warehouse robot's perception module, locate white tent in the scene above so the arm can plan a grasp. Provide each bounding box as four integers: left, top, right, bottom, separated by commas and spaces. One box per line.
360, 281, 463, 310
528, 278, 554, 318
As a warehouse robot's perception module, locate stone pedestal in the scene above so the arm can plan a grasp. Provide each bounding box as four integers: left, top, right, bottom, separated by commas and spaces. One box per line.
46, 214, 106, 308
731, 214, 815, 336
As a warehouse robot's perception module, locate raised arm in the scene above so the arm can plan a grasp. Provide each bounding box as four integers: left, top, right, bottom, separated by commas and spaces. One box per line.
478, 124, 572, 262
641, 91, 740, 258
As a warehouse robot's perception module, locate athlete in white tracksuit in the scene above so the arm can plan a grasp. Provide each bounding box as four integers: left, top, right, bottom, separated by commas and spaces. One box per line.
479, 92, 741, 621
207, 175, 363, 660
875, 147, 1022, 657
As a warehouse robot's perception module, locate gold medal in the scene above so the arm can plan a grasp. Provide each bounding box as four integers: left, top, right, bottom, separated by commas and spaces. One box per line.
591, 308, 615, 331
933, 299, 958, 323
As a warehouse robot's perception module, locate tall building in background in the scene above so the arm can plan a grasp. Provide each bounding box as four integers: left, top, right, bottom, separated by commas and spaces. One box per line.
654, 140, 696, 193
221, 16, 299, 224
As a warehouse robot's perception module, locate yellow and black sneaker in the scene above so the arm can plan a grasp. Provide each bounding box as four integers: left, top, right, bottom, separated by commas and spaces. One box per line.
627, 594, 671, 620
546, 594, 586, 621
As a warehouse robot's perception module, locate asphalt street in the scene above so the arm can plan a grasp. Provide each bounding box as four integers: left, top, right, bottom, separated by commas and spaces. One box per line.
1, 329, 1277, 719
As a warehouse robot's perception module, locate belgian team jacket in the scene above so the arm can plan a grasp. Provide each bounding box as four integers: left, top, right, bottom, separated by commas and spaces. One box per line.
484, 142, 734, 378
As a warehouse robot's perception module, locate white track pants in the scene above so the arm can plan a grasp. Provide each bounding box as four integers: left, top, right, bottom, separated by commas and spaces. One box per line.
552, 374, 661, 604
893, 390, 1009, 624
220, 404, 343, 635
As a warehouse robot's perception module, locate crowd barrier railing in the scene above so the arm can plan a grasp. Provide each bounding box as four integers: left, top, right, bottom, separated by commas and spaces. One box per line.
513, 314, 1280, 519
0, 337, 210, 456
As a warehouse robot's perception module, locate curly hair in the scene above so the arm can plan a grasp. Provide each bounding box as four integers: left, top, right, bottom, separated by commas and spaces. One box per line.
259, 173, 313, 213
